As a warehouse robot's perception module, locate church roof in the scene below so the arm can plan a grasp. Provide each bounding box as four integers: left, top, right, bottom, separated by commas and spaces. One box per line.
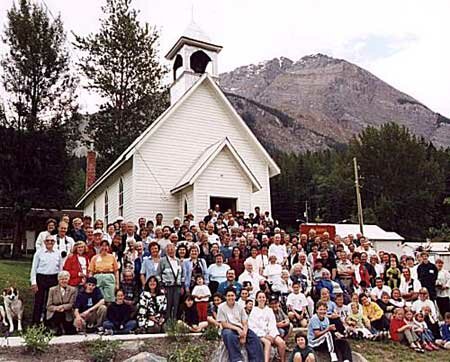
182, 20, 211, 44
76, 74, 280, 207
165, 21, 222, 60
171, 137, 262, 194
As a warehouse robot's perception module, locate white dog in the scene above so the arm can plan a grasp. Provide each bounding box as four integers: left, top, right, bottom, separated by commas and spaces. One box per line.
2, 287, 23, 333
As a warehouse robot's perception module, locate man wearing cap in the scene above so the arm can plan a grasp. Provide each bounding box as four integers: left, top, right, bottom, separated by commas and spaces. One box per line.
30, 236, 62, 324
87, 228, 105, 260
269, 296, 292, 341
73, 277, 107, 332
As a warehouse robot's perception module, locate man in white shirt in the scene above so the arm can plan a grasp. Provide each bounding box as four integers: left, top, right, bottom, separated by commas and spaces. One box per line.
52, 221, 74, 265
206, 222, 220, 246
30, 236, 61, 324
268, 234, 287, 265
399, 267, 421, 304
217, 288, 263, 362
370, 277, 392, 301
238, 261, 264, 298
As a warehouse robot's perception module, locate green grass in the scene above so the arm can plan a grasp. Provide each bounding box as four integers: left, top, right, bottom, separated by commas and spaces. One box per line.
0, 258, 33, 329
350, 339, 449, 362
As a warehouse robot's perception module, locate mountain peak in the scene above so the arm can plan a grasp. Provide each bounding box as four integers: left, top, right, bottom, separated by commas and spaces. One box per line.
220, 54, 450, 153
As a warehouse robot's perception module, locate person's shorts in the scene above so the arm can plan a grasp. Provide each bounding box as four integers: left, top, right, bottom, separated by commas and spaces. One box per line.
95, 273, 116, 302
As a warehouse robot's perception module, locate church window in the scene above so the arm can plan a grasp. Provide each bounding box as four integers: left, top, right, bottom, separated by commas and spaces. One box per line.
93, 199, 97, 221
118, 178, 124, 216
104, 190, 109, 225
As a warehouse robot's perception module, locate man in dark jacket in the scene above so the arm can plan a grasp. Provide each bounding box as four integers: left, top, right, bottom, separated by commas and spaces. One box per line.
417, 251, 438, 300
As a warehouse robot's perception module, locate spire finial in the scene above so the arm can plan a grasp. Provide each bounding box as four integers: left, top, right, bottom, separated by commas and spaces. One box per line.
191, 3, 195, 23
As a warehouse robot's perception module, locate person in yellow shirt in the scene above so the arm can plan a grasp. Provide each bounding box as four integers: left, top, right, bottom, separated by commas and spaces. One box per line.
360, 295, 390, 339
89, 240, 119, 303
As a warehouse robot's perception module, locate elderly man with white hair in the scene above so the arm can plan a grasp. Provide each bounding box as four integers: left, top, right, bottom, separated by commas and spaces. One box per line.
238, 260, 264, 298
46, 270, 77, 335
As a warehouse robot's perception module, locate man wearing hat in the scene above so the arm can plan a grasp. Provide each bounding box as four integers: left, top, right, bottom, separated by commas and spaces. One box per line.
87, 228, 105, 260
73, 277, 107, 333
269, 295, 293, 341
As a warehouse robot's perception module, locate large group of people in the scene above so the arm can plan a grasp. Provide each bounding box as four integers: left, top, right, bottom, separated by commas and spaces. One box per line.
30, 206, 450, 361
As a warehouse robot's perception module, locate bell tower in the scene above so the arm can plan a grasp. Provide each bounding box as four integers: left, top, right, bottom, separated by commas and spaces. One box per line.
165, 21, 222, 104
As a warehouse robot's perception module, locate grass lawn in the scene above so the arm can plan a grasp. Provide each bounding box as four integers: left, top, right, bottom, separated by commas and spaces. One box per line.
0, 258, 33, 329
350, 339, 449, 362
0, 259, 448, 361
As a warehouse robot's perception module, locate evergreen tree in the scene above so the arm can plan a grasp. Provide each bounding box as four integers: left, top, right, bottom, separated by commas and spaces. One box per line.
75, 0, 168, 174
0, 0, 77, 256
349, 123, 446, 239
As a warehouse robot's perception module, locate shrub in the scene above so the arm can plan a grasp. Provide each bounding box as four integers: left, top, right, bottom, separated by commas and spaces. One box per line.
21, 324, 53, 355
202, 325, 220, 341
168, 343, 203, 362
164, 319, 190, 342
84, 338, 122, 362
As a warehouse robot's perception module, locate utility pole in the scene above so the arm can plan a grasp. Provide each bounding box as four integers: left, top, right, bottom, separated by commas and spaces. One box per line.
353, 157, 364, 235
304, 200, 309, 223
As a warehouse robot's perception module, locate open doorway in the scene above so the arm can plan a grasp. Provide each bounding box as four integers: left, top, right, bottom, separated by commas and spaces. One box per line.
210, 196, 237, 215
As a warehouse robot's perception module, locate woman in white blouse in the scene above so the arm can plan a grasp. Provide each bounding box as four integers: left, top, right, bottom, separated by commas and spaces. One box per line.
263, 253, 282, 286
248, 291, 286, 362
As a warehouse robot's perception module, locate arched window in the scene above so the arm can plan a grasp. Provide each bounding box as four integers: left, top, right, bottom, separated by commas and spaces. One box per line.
190, 50, 211, 74
118, 178, 124, 216
173, 54, 183, 81
104, 191, 109, 225
93, 199, 97, 221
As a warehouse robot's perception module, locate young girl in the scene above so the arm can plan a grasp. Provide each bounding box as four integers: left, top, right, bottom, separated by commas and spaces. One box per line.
290, 332, 316, 362
249, 291, 286, 362
178, 295, 208, 332
412, 311, 440, 351
346, 302, 375, 340
191, 275, 211, 322
389, 308, 424, 353
206, 293, 223, 328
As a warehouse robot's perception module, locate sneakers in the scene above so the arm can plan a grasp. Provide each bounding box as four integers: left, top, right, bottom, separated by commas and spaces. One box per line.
330, 352, 338, 362
104, 329, 113, 336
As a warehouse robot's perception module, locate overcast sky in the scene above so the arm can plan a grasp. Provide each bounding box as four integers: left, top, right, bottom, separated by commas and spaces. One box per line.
1, 0, 449, 116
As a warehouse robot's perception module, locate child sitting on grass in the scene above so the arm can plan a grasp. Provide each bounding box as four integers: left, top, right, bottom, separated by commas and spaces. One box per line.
289, 332, 316, 362
440, 312, 450, 349
345, 302, 375, 340
410, 311, 440, 351
389, 307, 424, 353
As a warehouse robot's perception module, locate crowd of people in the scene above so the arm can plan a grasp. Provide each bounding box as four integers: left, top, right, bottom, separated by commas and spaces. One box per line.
30, 206, 450, 362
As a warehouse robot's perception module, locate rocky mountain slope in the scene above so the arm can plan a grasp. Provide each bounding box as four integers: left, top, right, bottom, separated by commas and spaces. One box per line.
220, 54, 450, 154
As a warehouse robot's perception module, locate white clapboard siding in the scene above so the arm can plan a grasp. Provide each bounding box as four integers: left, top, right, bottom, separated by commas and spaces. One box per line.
132, 80, 271, 221
194, 147, 252, 216
84, 160, 134, 223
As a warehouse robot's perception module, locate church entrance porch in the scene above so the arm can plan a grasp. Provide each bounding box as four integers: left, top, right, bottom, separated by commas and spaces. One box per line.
210, 196, 237, 215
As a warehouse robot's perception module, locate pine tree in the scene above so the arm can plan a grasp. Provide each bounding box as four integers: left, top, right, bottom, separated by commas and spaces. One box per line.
0, 0, 77, 256
75, 0, 168, 174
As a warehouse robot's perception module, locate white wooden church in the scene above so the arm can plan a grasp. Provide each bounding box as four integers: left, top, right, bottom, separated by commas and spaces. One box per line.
76, 21, 280, 223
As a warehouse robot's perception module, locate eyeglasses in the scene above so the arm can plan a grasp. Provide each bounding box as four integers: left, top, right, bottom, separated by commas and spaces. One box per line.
45, 239, 55, 243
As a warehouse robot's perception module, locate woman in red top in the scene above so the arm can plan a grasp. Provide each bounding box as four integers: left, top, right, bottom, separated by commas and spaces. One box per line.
228, 247, 244, 279
63, 241, 90, 287
389, 308, 424, 353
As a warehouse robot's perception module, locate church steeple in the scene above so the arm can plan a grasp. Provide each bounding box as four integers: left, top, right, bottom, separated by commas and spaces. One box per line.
165, 21, 222, 104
